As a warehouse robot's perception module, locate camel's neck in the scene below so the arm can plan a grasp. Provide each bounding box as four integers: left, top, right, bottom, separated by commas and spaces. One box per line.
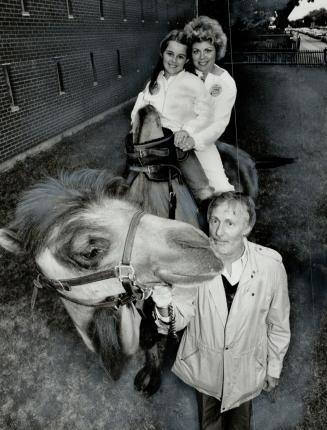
137, 115, 164, 144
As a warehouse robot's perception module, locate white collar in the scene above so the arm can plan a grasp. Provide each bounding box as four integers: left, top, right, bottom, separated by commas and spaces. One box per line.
159, 69, 185, 82
221, 243, 248, 285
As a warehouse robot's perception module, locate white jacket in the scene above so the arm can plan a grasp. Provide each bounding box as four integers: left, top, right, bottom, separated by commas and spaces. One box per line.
193, 65, 237, 191
165, 240, 290, 412
193, 65, 237, 149
131, 70, 213, 138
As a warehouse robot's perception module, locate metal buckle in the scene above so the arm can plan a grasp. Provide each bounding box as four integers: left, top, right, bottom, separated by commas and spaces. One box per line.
138, 149, 147, 158
33, 274, 43, 290
53, 280, 71, 292
142, 287, 153, 300
115, 264, 135, 282
55, 280, 65, 291
146, 165, 158, 175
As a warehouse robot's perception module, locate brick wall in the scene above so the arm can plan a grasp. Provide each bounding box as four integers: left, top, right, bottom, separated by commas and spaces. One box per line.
0, 0, 195, 163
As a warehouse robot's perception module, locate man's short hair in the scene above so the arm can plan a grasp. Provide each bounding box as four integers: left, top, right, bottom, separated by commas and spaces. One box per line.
207, 192, 256, 231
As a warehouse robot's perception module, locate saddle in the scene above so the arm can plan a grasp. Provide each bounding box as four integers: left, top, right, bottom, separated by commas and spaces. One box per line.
125, 128, 182, 182
125, 127, 213, 219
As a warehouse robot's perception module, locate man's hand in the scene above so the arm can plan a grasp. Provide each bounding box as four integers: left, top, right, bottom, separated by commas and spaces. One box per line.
263, 375, 279, 392
174, 131, 195, 151
152, 285, 172, 318
152, 285, 172, 309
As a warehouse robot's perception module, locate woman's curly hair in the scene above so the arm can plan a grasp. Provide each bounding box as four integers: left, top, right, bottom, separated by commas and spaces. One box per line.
184, 16, 227, 61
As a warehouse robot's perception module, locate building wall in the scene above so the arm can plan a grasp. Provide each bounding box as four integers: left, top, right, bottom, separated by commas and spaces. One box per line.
0, 0, 194, 163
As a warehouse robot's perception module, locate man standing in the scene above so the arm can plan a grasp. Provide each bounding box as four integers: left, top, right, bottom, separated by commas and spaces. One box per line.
153, 192, 290, 429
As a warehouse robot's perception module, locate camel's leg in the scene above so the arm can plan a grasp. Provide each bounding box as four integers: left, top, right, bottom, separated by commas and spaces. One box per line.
134, 298, 162, 396
134, 344, 162, 397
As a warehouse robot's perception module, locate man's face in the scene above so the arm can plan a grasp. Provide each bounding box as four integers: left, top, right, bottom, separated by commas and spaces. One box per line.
209, 201, 251, 259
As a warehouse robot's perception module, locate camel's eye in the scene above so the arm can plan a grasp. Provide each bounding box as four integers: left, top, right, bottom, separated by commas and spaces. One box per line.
70, 237, 111, 269
81, 247, 100, 260
72, 246, 104, 269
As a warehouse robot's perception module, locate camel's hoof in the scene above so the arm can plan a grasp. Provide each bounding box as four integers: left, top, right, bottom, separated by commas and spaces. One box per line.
134, 365, 161, 397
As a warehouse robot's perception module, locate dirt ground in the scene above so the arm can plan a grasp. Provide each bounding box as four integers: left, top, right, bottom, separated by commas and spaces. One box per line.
0, 101, 326, 429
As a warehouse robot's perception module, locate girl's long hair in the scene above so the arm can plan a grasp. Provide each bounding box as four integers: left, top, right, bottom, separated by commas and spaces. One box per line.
149, 29, 192, 94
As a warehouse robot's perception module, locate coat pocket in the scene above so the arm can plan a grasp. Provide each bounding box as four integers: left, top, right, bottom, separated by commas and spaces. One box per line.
179, 333, 198, 361
177, 334, 224, 393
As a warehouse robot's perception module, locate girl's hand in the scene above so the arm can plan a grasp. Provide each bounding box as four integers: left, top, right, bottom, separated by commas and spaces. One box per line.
174, 131, 195, 151
182, 136, 195, 152
174, 130, 189, 148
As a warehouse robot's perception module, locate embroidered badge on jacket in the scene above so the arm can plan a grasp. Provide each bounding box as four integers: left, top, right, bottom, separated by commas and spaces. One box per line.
209, 84, 222, 97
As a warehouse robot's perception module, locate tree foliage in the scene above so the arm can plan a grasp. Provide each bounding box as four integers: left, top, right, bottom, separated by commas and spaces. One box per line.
290, 7, 327, 27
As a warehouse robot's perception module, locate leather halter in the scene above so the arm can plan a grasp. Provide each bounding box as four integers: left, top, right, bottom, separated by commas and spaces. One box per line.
31, 210, 152, 311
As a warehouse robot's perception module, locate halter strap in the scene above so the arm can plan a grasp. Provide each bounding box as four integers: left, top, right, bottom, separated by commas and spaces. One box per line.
121, 209, 144, 266
31, 209, 147, 311
35, 268, 117, 291
119, 209, 144, 295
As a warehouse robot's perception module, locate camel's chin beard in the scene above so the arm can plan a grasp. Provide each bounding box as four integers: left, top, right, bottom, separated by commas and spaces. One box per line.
155, 268, 221, 286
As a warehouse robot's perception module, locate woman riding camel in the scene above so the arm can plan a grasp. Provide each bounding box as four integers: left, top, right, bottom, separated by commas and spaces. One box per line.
184, 15, 237, 193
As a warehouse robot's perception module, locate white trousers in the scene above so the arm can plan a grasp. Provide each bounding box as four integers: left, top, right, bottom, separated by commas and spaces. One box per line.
195, 145, 235, 193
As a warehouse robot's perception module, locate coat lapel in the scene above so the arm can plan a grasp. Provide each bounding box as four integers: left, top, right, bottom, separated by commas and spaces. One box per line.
208, 276, 228, 327
238, 239, 258, 289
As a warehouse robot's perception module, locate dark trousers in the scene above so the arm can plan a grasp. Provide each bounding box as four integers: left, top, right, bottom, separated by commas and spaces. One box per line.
196, 391, 252, 430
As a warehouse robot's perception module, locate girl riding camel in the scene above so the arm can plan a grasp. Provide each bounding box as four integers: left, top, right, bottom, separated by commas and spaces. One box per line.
130, 29, 234, 203
184, 16, 237, 192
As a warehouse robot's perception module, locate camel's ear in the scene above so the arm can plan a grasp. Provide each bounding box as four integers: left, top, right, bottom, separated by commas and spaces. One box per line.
0, 228, 23, 254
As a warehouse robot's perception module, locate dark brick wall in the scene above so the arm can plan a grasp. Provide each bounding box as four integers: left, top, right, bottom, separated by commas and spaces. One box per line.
0, 0, 195, 163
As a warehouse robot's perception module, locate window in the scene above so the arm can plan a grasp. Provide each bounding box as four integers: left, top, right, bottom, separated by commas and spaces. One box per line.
154, 0, 159, 23
3, 64, 19, 112
166, 0, 170, 24
56, 62, 65, 95
140, 0, 144, 23
100, 0, 104, 20
90, 52, 98, 86
66, 0, 73, 19
21, 0, 30, 16
122, 0, 127, 22
116, 49, 122, 79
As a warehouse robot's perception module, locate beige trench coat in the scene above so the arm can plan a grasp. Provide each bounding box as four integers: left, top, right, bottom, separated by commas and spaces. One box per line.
170, 240, 290, 412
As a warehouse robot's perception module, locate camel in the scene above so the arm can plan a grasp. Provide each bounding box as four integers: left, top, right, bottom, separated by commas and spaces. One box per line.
121, 105, 259, 395
128, 104, 258, 207
0, 170, 222, 386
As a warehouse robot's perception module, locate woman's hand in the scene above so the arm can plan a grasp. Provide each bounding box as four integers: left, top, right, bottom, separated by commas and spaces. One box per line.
174, 131, 195, 151
263, 375, 279, 392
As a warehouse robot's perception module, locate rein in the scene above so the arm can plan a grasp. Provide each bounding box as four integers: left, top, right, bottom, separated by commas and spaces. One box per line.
31, 210, 154, 311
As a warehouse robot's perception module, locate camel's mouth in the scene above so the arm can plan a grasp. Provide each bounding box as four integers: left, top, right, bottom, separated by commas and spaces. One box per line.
155, 268, 221, 286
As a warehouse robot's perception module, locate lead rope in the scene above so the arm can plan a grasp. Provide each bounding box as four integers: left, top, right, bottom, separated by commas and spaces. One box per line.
168, 303, 177, 340
226, 0, 242, 193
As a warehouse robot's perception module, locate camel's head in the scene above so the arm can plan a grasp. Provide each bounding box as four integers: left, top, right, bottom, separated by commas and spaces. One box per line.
0, 170, 222, 302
